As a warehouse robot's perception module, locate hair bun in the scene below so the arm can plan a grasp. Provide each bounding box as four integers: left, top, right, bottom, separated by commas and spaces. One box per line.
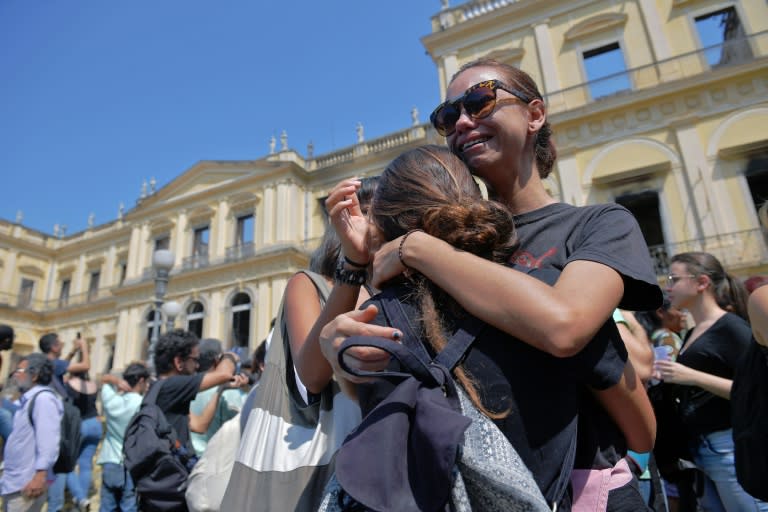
422, 200, 517, 261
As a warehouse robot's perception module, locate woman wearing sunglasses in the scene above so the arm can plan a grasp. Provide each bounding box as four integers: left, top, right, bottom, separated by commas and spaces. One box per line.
320, 59, 663, 511
655, 252, 767, 511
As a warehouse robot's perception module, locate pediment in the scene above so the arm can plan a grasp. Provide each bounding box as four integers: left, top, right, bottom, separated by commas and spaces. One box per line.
139, 161, 264, 209
564, 13, 628, 41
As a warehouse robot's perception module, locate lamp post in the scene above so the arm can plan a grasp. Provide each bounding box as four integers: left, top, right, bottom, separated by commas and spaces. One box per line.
148, 249, 174, 373
162, 300, 182, 332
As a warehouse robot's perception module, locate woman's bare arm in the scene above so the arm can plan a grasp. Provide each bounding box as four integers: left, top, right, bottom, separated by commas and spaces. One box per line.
375, 232, 624, 357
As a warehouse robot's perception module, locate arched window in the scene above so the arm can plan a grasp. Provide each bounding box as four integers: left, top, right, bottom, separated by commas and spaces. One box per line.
187, 301, 205, 339
231, 293, 251, 348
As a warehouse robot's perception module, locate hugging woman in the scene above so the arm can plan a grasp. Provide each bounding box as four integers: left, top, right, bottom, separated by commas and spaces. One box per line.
318, 143, 658, 511
319, 58, 663, 512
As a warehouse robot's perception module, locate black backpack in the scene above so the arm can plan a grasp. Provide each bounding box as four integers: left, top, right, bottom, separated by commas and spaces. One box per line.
123, 379, 195, 511
28, 388, 82, 473
731, 340, 768, 501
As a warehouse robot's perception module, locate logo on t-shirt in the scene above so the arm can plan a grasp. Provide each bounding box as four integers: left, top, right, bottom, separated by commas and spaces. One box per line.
511, 247, 556, 268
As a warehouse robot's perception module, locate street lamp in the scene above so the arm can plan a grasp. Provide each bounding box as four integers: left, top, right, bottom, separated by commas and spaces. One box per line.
162, 300, 182, 332
148, 249, 174, 373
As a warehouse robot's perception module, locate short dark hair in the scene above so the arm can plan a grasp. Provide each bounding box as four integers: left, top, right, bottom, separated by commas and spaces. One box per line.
198, 338, 223, 372
39, 332, 59, 354
0, 324, 13, 351
154, 329, 199, 374
252, 341, 267, 373
123, 362, 150, 388
22, 353, 54, 385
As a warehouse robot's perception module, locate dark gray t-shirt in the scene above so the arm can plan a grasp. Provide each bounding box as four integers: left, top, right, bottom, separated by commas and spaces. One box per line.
511, 202, 662, 470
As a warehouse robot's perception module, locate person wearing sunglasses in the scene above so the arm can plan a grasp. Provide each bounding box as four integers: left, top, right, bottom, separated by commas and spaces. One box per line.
655, 252, 767, 511
320, 59, 663, 511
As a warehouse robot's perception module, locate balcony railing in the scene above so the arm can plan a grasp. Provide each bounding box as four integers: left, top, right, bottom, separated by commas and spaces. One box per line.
648, 228, 768, 276
0, 288, 114, 312
225, 242, 255, 263
545, 30, 767, 113
182, 253, 209, 271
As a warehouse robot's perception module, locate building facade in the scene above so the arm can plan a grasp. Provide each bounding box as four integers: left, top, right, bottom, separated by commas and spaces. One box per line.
1, 0, 766, 379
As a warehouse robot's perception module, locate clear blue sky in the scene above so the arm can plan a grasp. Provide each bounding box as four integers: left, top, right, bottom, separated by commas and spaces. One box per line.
0, 1, 443, 234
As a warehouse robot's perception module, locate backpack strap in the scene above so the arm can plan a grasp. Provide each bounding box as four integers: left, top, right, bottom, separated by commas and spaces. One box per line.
143, 378, 165, 406
337, 289, 484, 386
27, 388, 57, 427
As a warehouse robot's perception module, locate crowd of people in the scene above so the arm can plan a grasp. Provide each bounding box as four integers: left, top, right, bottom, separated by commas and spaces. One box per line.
1, 58, 767, 512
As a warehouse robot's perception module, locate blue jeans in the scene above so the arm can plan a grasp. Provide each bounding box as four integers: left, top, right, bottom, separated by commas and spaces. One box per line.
67, 417, 104, 501
0, 407, 12, 443
48, 417, 104, 510
47, 473, 67, 512
99, 463, 137, 512
693, 429, 768, 512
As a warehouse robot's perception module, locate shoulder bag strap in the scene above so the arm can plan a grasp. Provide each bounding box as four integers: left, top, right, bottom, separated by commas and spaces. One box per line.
298, 270, 332, 305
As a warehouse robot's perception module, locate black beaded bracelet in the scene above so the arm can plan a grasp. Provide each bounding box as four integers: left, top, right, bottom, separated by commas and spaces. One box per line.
334, 258, 367, 286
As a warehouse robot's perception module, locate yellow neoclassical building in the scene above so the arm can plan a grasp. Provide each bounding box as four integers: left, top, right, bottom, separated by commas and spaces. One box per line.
1, 0, 767, 378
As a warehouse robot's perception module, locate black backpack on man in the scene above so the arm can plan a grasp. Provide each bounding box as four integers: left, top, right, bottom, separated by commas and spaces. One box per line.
28, 387, 82, 473
123, 379, 196, 511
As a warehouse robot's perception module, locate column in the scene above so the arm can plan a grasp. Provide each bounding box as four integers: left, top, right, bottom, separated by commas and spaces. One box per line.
674, 124, 724, 238
74, 254, 86, 294
214, 199, 230, 259
262, 186, 276, 245
0, 250, 18, 294
105, 246, 117, 286
636, 0, 681, 81
127, 224, 142, 279
441, 53, 459, 99
554, 155, 584, 206
533, 21, 561, 95
173, 210, 188, 265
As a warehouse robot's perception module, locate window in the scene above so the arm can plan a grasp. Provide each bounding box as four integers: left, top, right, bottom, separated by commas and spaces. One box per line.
695, 7, 751, 67
88, 271, 101, 301
155, 236, 170, 251
18, 278, 35, 308
583, 42, 631, 99
193, 226, 209, 257
59, 279, 71, 308
615, 191, 667, 273
231, 293, 251, 348
118, 263, 127, 285
746, 154, 768, 215
235, 214, 254, 245
187, 301, 205, 339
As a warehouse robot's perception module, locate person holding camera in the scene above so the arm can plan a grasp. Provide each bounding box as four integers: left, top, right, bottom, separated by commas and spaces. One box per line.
189, 338, 249, 457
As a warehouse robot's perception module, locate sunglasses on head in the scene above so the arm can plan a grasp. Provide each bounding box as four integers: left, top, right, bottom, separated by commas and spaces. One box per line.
430, 79, 534, 137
